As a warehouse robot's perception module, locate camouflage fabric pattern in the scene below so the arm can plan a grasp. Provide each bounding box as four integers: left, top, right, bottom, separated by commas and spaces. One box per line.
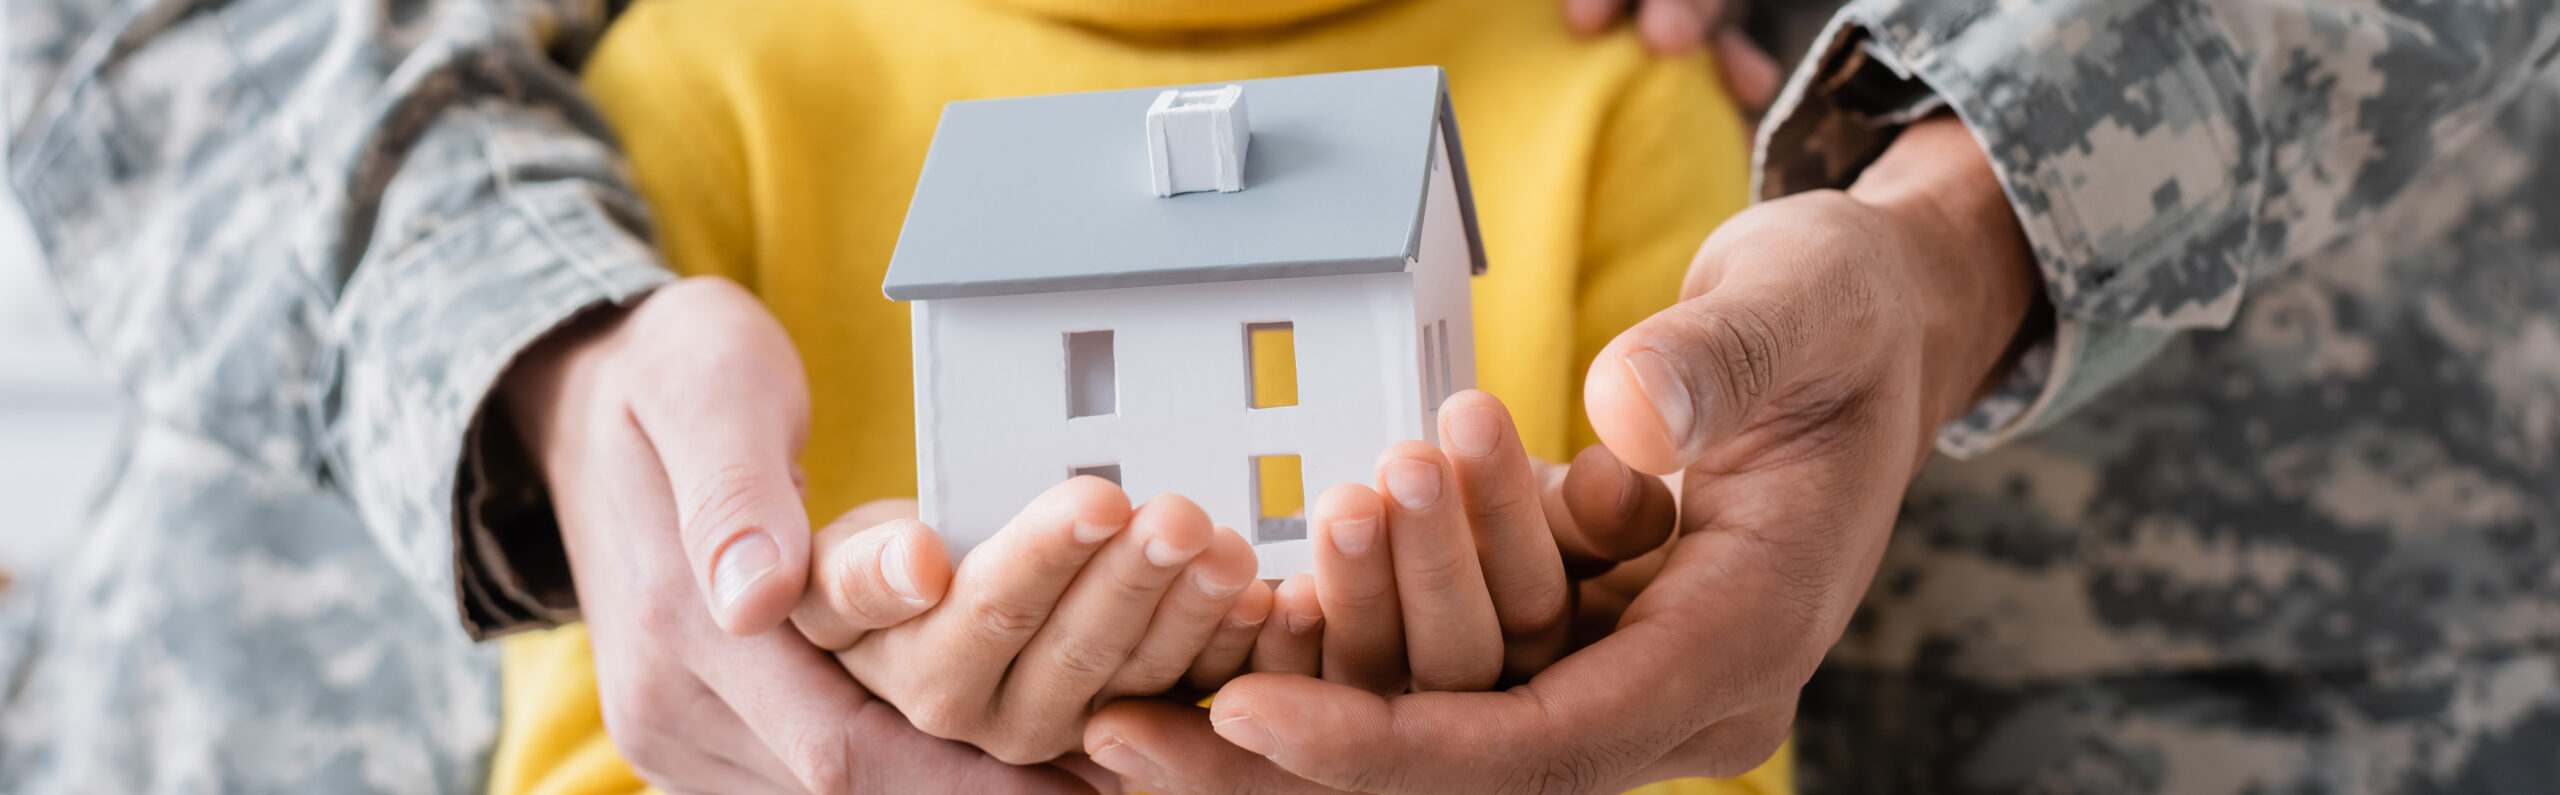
1, 0, 667, 791
1755, 0, 2560, 791
1799, 647, 2560, 794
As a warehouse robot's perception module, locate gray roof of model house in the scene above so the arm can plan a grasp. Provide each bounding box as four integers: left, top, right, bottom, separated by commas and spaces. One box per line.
881, 66, 1487, 301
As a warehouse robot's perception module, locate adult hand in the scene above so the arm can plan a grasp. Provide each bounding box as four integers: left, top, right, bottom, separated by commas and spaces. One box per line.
1078, 114, 2043, 793
1562, 0, 1781, 113
505, 277, 1106, 793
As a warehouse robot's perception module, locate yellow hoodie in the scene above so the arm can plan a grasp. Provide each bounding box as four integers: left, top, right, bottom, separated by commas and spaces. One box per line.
496, 0, 1771, 792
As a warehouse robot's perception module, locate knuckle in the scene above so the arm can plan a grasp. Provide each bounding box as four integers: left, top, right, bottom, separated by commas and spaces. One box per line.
828, 554, 901, 628
631, 595, 690, 638
677, 462, 770, 543
1025, 539, 1091, 572
1330, 577, 1397, 616
1525, 750, 1612, 795
1399, 545, 1480, 594
963, 590, 1047, 643
985, 736, 1060, 766
1098, 558, 1161, 601
1049, 638, 1123, 681
1495, 577, 1572, 635
1515, 735, 1647, 795
1466, 484, 1542, 528
783, 727, 857, 793
902, 693, 978, 740
1696, 304, 1783, 407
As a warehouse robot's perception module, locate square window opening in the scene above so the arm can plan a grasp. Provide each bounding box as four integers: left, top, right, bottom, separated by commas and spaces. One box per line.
1250, 454, 1306, 543
1066, 330, 1116, 418
1245, 322, 1298, 409
1069, 463, 1123, 486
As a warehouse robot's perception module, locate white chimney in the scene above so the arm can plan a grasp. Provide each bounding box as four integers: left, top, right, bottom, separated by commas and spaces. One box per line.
1145, 85, 1249, 196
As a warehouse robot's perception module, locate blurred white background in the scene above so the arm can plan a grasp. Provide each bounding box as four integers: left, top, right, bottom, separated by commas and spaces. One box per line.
0, 59, 124, 580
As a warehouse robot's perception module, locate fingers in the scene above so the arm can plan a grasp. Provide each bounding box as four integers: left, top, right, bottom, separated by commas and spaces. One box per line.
1553, 444, 1678, 567
1634, 0, 1715, 56
1559, 0, 1621, 34
1086, 699, 1342, 795
1184, 579, 1274, 692
1309, 483, 1407, 694
793, 514, 950, 650
1584, 265, 1826, 475
585, 631, 805, 794
1200, 675, 1533, 795
918, 476, 1134, 696
1003, 494, 1214, 740
1374, 441, 1503, 692
1048, 755, 1130, 795
1713, 27, 1782, 112
1103, 525, 1259, 699
1198, 633, 1699, 795
1249, 574, 1324, 677
625, 278, 817, 636
1436, 392, 1572, 680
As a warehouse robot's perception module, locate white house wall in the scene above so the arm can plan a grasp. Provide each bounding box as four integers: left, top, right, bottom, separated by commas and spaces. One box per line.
1408, 121, 1481, 436
913, 273, 1424, 578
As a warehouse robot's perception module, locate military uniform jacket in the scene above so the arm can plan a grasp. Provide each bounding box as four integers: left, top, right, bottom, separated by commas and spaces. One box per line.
1, 0, 2554, 791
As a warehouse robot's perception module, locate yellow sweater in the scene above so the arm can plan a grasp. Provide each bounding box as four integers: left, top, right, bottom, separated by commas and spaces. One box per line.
496, 0, 1768, 792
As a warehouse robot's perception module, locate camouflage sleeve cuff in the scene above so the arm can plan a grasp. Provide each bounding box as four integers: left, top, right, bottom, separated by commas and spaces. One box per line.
1755, 2, 2251, 457
330, 172, 671, 641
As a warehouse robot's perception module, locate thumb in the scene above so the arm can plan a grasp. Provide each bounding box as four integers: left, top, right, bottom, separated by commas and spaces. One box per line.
629, 279, 815, 636
793, 514, 951, 650
1584, 279, 1817, 475
1085, 697, 1345, 794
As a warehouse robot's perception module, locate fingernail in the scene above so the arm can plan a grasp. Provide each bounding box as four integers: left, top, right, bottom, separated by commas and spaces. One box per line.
1089, 739, 1164, 789
1144, 537, 1198, 568
1285, 608, 1322, 635
1384, 459, 1440, 511
1446, 406, 1499, 457
1327, 516, 1378, 557
1075, 520, 1123, 544
712, 532, 780, 612
1193, 568, 1248, 599
1213, 716, 1279, 758
879, 533, 924, 604
1624, 350, 1695, 450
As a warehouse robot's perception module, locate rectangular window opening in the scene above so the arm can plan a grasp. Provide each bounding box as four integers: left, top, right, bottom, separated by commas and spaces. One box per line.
1066, 330, 1116, 418
1421, 322, 1440, 412
1069, 463, 1123, 486
1435, 319, 1453, 404
1250, 454, 1306, 543
1245, 322, 1298, 409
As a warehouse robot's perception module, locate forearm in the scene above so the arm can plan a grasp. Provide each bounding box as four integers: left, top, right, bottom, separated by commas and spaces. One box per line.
1759, 0, 2560, 454
5, 0, 670, 635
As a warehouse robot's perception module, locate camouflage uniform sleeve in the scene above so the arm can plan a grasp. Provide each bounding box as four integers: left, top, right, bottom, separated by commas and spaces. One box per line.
4, 0, 671, 638
1755, 0, 2560, 457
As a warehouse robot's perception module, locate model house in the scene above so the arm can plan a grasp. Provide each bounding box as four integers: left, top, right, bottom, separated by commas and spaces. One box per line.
883, 66, 1485, 577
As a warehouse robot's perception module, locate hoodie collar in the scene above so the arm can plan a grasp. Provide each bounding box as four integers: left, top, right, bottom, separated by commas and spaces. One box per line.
974, 0, 1393, 32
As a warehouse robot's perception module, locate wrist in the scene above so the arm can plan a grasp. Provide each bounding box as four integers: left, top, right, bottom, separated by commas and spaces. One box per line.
500, 304, 633, 459
1846, 115, 2043, 430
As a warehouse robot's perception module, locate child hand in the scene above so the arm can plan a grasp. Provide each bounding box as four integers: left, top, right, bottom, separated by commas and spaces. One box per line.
1205, 390, 1679, 695
789, 477, 1268, 765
